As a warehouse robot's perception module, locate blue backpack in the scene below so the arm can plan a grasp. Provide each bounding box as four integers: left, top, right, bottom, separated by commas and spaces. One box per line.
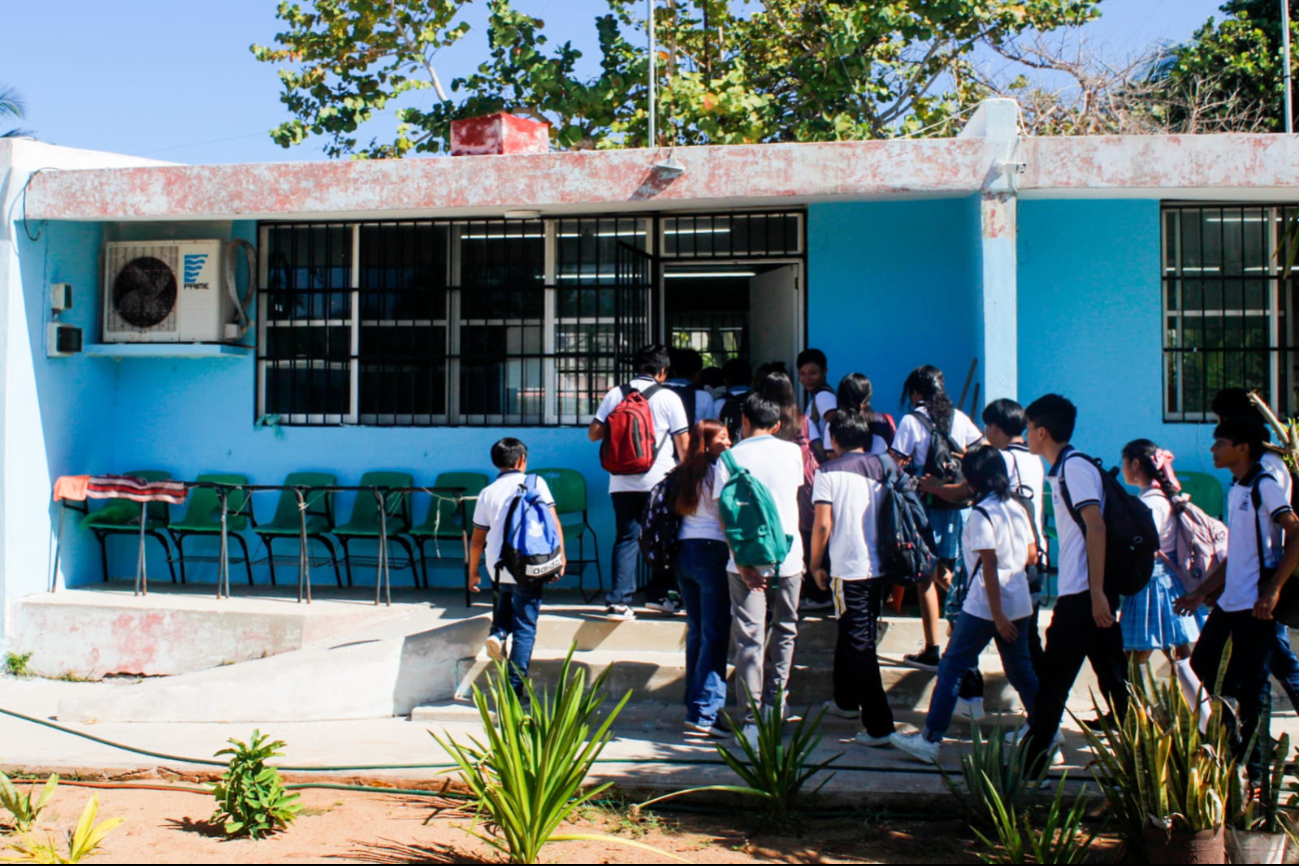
497, 475, 564, 585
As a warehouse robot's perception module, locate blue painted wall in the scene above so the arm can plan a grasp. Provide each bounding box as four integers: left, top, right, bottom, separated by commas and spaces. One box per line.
807, 198, 983, 417
1018, 199, 1222, 486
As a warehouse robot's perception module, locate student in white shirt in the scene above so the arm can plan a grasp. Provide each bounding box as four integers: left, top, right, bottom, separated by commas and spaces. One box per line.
1021, 394, 1127, 772
1176, 416, 1299, 773
891, 446, 1040, 763
809, 412, 895, 746
712, 393, 805, 744
675, 419, 734, 739
797, 348, 838, 464
467, 438, 564, 700
890, 365, 985, 672
666, 347, 717, 428
589, 344, 690, 622
834, 373, 895, 456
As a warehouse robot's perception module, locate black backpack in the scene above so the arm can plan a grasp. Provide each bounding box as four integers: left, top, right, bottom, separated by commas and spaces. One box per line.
718, 394, 745, 443
639, 470, 684, 573
1058, 451, 1157, 598
665, 382, 700, 431
913, 412, 969, 510
877, 455, 939, 584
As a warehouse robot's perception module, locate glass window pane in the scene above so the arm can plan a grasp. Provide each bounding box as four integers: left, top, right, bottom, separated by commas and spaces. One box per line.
456, 222, 544, 288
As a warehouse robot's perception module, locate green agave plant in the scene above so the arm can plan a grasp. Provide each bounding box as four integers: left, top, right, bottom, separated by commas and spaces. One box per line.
940, 722, 1047, 825
432, 650, 685, 864
974, 772, 1095, 865
634, 687, 840, 820
0, 773, 58, 834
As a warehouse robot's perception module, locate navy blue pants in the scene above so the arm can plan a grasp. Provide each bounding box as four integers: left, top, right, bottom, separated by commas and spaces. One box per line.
608, 491, 650, 607
490, 581, 545, 697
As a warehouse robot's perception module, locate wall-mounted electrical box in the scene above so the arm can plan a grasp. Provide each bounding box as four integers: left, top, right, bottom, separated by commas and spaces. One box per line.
47, 323, 83, 357
50, 283, 72, 312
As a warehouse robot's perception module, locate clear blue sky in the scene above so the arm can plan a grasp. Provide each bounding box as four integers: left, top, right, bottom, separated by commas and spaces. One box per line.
0, 0, 1233, 165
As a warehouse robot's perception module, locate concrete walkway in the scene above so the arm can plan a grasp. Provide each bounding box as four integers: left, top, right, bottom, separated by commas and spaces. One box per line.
4, 675, 1296, 806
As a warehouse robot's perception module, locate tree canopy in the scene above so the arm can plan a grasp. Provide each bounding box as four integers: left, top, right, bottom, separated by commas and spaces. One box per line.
253, 0, 1100, 158
0, 87, 30, 139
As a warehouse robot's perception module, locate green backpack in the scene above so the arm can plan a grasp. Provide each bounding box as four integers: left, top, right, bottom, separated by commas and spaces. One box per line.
718, 450, 793, 570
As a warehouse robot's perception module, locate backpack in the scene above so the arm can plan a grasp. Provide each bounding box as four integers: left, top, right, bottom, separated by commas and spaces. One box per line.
665, 381, 700, 431
496, 475, 565, 585
718, 392, 746, 443
877, 455, 939, 585
913, 412, 970, 509
1058, 451, 1158, 598
718, 449, 793, 570
806, 385, 835, 439
639, 470, 684, 573
600, 384, 665, 476
1164, 493, 1228, 596
867, 413, 897, 451
1247, 473, 1299, 628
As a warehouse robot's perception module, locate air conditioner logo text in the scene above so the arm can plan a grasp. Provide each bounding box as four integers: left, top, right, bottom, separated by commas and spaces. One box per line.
182, 253, 210, 290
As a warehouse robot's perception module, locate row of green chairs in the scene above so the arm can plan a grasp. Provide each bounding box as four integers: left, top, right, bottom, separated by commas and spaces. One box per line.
80, 467, 604, 600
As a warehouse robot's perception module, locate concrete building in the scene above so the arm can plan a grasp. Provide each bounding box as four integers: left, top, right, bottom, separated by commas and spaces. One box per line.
3, 99, 1298, 650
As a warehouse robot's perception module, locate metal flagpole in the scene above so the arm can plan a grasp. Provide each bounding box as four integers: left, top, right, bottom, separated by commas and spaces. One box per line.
648, 0, 656, 147
1285, 0, 1294, 132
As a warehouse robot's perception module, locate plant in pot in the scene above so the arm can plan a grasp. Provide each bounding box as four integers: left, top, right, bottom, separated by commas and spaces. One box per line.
1230, 705, 1295, 865
1079, 664, 1235, 863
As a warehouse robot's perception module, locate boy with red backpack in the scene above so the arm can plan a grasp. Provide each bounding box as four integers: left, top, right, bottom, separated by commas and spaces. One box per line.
589, 344, 690, 622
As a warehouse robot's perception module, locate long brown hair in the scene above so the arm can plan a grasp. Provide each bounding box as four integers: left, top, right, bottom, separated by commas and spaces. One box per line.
676, 419, 729, 516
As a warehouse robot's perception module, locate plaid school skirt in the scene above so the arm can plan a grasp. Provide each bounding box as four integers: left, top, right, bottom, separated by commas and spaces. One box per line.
1119, 561, 1205, 652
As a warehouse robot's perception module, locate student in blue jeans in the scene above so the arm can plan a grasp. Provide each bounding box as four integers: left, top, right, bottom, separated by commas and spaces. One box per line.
467, 438, 565, 701
892, 446, 1039, 763
674, 419, 735, 738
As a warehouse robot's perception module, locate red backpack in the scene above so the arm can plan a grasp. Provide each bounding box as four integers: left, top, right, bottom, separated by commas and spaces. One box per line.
600, 384, 664, 475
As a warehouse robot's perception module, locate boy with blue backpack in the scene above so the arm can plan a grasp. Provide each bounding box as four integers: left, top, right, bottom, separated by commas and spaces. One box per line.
468, 437, 566, 700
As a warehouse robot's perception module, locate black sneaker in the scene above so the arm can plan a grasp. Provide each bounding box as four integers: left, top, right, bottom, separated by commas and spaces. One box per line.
707, 717, 735, 739
1081, 713, 1116, 733
903, 647, 941, 671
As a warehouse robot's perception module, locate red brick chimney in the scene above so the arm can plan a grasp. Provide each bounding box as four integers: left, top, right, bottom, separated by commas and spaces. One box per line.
450, 113, 551, 156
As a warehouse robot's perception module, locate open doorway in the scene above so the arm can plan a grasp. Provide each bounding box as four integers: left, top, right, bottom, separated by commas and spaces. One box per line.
662, 262, 802, 373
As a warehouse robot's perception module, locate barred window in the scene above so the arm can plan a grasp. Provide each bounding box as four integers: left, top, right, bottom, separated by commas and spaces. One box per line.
1162, 205, 1298, 422
258, 218, 651, 427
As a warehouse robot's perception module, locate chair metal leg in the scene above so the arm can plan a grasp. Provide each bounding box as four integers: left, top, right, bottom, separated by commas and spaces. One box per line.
263, 536, 277, 586
235, 534, 253, 586
339, 537, 354, 587
150, 532, 177, 584
391, 536, 418, 587
96, 532, 110, 583
171, 532, 188, 585
318, 536, 342, 587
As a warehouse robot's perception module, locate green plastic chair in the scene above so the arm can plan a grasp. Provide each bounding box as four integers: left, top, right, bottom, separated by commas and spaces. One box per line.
168, 474, 255, 585
81, 469, 177, 584
254, 472, 341, 587
530, 467, 602, 603
1178, 470, 1226, 520
409, 471, 490, 598
333, 471, 417, 587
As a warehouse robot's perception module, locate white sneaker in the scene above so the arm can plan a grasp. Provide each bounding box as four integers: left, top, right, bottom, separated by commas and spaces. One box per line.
736, 724, 760, 750
645, 598, 680, 615
1004, 725, 1066, 766
485, 634, 506, 662
820, 700, 859, 719
854, 732, 892, 747
890, 731, 940, 762
605, 604, 636, 622
956, 697, 986, 722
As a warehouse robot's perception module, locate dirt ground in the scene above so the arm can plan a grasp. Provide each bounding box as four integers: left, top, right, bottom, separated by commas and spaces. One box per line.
0, 783, 1021, 864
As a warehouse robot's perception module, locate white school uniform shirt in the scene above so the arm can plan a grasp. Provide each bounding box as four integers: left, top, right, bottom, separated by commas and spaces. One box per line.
805, 388, 839, 452
891, 406, 984, 469
1262, 451, 1294, 501
1047, 447, 1106, 597
594, 376, 690, 494
1139, 487, 1178, 559
1002, 443, 1046, 538
711, 434, 805, 577
1221, 466, 1294, 613
962, 495, 1035, 622
811, 452, 886, 580
678, 465, 726, 543
472, 471, 556, 586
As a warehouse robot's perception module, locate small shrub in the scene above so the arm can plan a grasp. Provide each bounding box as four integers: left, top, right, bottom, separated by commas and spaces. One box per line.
210, 730, 300, 840
3, 653, 32, 679
940, 723, 1046, 824
974, 773, 1095, 865
636, 688, 840, 820
2, 794, 123, 863
0, 774, 57, 833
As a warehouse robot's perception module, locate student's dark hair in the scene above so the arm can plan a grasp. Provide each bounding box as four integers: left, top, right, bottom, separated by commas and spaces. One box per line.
676, 420, 729, 517
722, 358, 752, 389
742, 392, 783, 431
1210, 388, 1254, 420
634, 344, 671, 375
754, 371, 801, 442
829, 410, 873, 452
963, 445, 1012, 501
837, 372, 873, 415
753, 360, 789, 387
490, 437, 528, 469
1024, 393, 1077, 444
982, 398, 1027, 438
700, 366, 724, 390
796, 348, 827, 371
1213, 415, 1269, 463
670, 347, 704, 379
1122, 438, 1181, 499
901, 365, 954, 434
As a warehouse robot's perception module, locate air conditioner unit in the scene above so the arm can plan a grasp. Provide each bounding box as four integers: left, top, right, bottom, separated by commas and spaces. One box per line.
102, 240, 237, 343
